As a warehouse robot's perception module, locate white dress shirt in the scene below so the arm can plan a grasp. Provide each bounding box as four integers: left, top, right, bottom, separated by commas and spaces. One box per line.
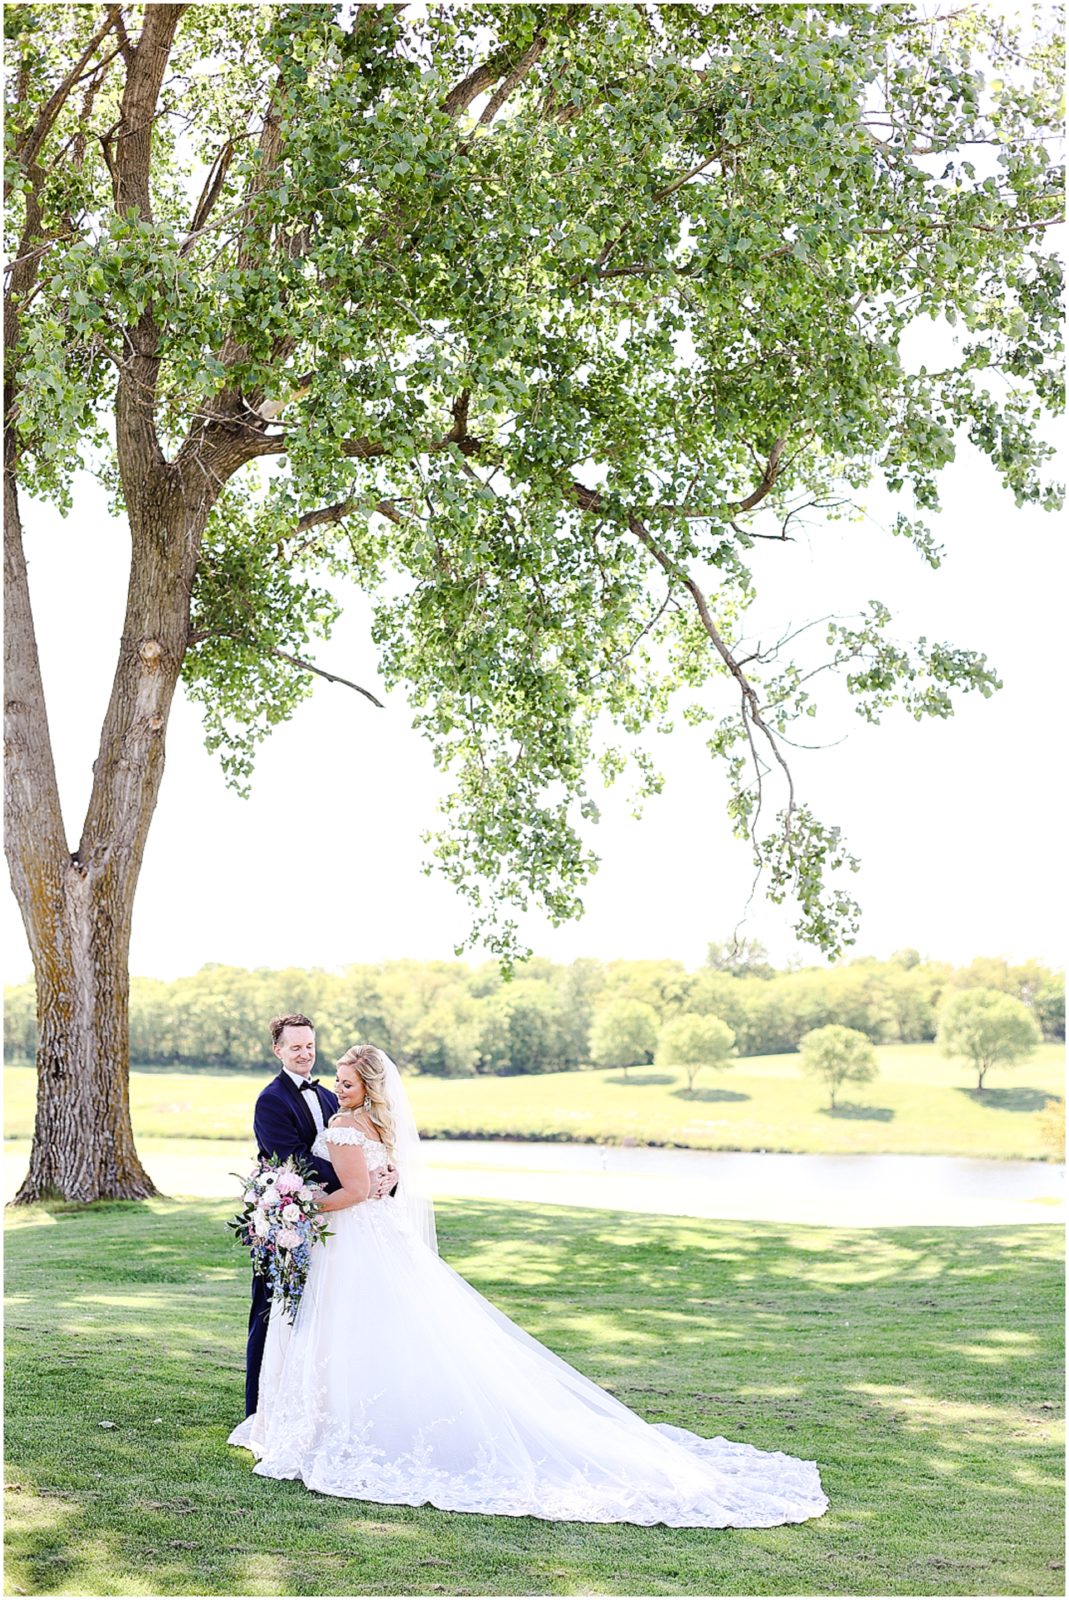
283, 1066, 326, 1135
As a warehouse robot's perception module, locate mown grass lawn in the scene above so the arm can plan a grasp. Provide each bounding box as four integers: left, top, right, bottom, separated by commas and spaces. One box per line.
4, 1197, 1063, 1597
5, 1042, 1064, 1158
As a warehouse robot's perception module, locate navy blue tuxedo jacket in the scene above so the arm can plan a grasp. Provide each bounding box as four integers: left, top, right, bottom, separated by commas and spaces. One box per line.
253, 1072, 341, 1192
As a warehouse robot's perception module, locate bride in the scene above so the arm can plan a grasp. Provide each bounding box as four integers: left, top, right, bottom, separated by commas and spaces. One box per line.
229, 1044, 828, 1527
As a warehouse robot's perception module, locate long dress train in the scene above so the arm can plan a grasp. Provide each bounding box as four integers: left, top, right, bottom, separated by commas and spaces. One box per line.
228, 1126, 828, 1527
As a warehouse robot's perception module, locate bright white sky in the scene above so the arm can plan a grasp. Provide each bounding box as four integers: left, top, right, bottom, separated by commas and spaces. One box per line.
4, 399, 1064, 985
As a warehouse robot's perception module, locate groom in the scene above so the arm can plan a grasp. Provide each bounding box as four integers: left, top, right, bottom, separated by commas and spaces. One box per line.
244, 1012, 396, 1417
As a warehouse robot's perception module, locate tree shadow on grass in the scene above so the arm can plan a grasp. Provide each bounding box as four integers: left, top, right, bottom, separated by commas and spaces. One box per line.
954, 1086, 1053, 1113
3, 1197, 1064, 1597
669, 1086, 751, 1103
5, 1196, 163, 1221
604, 1073, 675, 1087
818, 1102, 896, 1122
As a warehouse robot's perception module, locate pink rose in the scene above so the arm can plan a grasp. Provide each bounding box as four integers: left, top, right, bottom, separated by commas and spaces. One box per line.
275, 1172, 302, 1195
275, 1227, 300, 1249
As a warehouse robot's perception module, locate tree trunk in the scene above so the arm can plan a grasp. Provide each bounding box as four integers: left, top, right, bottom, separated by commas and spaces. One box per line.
6, 464, 204, 1202
3, 2, 217, 1203
976, 1065, 987, 1091
15, 864, 153, 1203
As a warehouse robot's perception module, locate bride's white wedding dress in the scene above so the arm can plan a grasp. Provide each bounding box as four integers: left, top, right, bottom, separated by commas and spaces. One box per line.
229, 1125, 828, 1526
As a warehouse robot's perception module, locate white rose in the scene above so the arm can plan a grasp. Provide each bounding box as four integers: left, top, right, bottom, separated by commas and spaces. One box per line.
261, 1188, 280, 1208
275, 1227, 301, 1250
297, 1186, 313, 1203
282, 1203, 301, 1223
253, 1213, 271, 1238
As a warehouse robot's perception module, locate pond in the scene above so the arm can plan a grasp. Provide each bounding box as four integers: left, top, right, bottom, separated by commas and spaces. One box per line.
424, 1140, 1065, 1227
4, 1137, 1062, 1225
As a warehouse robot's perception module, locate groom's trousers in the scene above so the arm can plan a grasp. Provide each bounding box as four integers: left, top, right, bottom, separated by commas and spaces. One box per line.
245, 1271, 272, 1418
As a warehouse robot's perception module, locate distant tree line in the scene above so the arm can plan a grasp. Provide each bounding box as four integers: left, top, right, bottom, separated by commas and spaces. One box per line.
3, 945, 1062, 1077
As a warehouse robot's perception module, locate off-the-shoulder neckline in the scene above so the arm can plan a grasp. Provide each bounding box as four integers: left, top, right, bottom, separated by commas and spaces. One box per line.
325, 1114, 383, 1144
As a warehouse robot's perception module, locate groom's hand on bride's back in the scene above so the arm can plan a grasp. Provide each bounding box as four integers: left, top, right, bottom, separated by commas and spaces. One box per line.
373, 1164, 399, 1198
309, 1169, 395, 1206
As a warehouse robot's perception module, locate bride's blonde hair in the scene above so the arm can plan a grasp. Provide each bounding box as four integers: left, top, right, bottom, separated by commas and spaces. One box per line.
335, 1044, 396, 1160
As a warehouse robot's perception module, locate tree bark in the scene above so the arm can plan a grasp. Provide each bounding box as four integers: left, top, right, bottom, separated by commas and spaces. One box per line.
5, 458, 208, 1202
4, 1, 260, 1203
3, 3, 210, 1203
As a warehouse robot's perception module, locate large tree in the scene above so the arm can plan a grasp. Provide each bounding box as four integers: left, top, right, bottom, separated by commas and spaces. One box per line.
4, 4, 1062, 1201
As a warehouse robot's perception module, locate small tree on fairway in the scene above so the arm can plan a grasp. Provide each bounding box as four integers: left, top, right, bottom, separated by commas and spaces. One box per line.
589, 998, 659, 1078
657, 1014, 735, 1094
799, 1024, 878, 1110
937, 988, 1041, 1091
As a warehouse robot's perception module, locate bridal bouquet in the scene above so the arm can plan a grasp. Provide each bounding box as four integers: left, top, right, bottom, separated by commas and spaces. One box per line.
228, 1155, 331, 1321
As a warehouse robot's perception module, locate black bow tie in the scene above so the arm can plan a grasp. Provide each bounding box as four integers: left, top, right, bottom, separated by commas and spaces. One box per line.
298, 1078, 320, 1091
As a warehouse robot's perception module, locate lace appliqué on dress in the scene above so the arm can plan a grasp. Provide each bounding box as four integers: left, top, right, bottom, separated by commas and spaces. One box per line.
238, 1383, 827, 1524
313, 1125, 389, 1167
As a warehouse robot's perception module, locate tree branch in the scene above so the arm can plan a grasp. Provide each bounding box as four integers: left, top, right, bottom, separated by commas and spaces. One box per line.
190, 633, 386, 708
290, 495, 410, 554
113, 8, 136, 67
181, 138, 236, 253
111, 4, 187, 496
110, 4, 186, 220
71, 46, 122, 171
10, 5, 123, 192
569, 475, 797, 847
651, 151, 723, 205
572, 149, 728, 289
313, 497, 409, 532
294, 498, 359, 536
242, 400, 482, 467
732, 437, 787, 514
4, 468, 70, 870
861, 216, 1061, 238
476, 32, 548, 127
440, 45, 515, 119
265, 646, 384, 707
